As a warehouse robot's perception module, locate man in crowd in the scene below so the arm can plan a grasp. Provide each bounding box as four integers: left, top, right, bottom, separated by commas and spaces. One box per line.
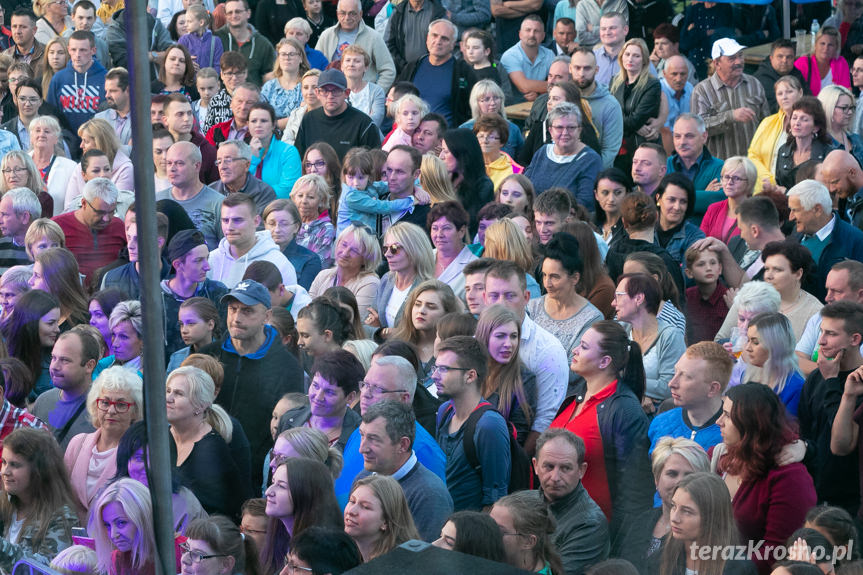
820, 149, 863, 230
206, 82, 260, 146
462, 258, 494, 317
52, 177, 125, 282
204, 51, 248, 132
357, 400, 453, 541
534, 429, 609, 575
549, 18, 577, 56
659, 56, 694, 139
210, 140, 277, 215
0, 187, 39, 273
651, 23, 697, 83
379, 145, 428, 234
489, 0, 541, 57
666, 114, 723, 197
593, 12, 628, 87
570, 47, 623, 168
156, 141, 225, 249
631, 144, 667, 197
47, 30, 106, 133
501, 15, 555, 103
522, 56, 572, 135
385, 0, 446, 71
214, 0, 276, 86
163, 93, 219, 184
692, 38, 769, 159
94, 67, 131, 150
208, 193, 297, 288
101, 210, 170, 299
4, 9, 44, 79
412, 113, 446, 155
753, 39, 808, 113
63, 1, 111, 66
31, 330, 99, 449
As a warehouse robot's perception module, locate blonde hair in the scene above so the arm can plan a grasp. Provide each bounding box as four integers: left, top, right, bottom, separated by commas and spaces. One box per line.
0, 151, 43, 193
88, 479, 156, 574
167, 366, 234, 443
350, 475, 420, 560
292, 173, 331, 213
651, 436, 710, 480
720, 156, 757, 197
343, 339, 378, 372
610, 38, 652, 94
393, 94, 429, 123
51, 545, 99, 575
274, 37, 309, 80
468, 79, 507, 121
484, 219, 533, 273
335, 224, 381, 273
24, 217, 65, 260
419, 154, 457, 204
41, 36, 68, 96
78, 118, 121, 165
276, 427, 344, 478
383, 222, 435, 281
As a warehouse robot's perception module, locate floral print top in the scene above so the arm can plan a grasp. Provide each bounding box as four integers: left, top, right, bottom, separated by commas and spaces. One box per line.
261, 79, 303, 119
296, 211, 335, 269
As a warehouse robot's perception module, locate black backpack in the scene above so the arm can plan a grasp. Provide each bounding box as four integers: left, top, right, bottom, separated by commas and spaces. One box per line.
437, 401, 532, 493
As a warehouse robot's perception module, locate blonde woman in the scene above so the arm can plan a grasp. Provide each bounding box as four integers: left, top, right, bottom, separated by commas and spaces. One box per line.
0, 150, 53, 217
64, 118, 133, 211
282, 70, 320, 146
748, 75, 804, 192
794, 26, 850, 96
345, 475, 420, 562
419, 154, 457, 204
483, 218, 541, 297
344, 45, 386, 128
819, 84, 863, 166
34, 0, 72, 45
309, 223, 381, 312
262, 38, 310, 129
41, 37, 68, 97
459, 79, 524, 157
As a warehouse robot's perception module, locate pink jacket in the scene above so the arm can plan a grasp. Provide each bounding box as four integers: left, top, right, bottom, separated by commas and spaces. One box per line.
794, 54, 851, 96
64, 428, 118, 511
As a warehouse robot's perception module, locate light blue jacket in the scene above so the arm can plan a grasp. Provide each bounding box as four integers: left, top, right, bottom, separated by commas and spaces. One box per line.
248, 135, 302, 199
336, 181, 414, 235
582, 82, 623, 169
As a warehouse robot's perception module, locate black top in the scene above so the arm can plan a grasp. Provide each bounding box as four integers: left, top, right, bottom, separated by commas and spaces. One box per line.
605, 236, 686, 299
295, 105, 382, 159
255, 0, 306, 44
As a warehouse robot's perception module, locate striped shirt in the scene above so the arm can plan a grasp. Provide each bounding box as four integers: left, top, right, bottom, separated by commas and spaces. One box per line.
691, 72, 769, 160
0, 399, 48, 459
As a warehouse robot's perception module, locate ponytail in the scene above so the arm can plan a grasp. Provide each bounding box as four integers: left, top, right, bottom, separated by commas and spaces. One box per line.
205, 404, 234, 443
591, 320, 646, 401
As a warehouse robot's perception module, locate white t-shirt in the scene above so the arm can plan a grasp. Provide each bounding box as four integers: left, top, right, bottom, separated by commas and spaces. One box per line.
385, 284, 410, 327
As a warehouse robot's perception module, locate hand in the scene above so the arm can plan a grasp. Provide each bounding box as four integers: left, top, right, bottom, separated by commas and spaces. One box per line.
637, 123, 658, 140
705, 178, 722, 192
650, 46, 661, 66
788, 537, 815, 564
524, 91, 538, 102
365, 307, 381, 327
817, 347, 844, 380
845, 366, 863, 397
732, 107, 756, 123
641, 396, 656, 415
776, 439, 806, 466
690, 236, 728, 256
413, 187, 430, 205
249, 137, 263, 157
723, 341, 735, 354
723, 287, 737, 309
192, 56, 200, 73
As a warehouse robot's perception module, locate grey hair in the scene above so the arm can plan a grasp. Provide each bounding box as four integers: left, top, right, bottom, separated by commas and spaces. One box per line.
219, 139, 252, 162
733, 281, 781, 315
167, 366, 233, 443
171, 141, 203, 165
429, 18, 457, 39
361, 400, 416, 449
86, 366, 143, 425
82, 177, 120, 205
674, 113, 706, 134
292, 173, 331, 212
551, 54, 571, 66
4, 187, 41, 223
547, 101, 582, 126
27, 115, 61, 137
787, 179, 833, 213
0, 265, 32, 290
284, 16, 312, 35
370, 355, 418, 401
109, 300, 143, 336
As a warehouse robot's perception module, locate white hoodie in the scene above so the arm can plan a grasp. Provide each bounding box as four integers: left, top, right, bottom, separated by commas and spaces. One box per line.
207, 230, 297, 289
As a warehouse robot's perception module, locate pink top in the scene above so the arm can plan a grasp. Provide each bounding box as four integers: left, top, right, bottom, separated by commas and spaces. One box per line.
64, 429, 118, 511
794, 54, 851, 97
381, 127, 414, 152
700, 199, 740, 242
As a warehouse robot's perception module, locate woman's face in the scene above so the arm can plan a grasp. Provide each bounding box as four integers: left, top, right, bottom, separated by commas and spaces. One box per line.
296, 316, 331, 357
83, 155, 112, 182
175, 13, 189, 36
550, 114, 581, 155
89, 300, 111, 343
265, 465, 294, 519
430, 216, 464, 253
476, 129, 502, 157
1, 448, 31, 499
301, 76, 320, 108
432, 520, 457, 550
720, 166, 750, 200
335, 231, 365, 275
28, 261, 48, 291
790, 109, 816, 139
98, 389, 137, 434
489, 504, 520, 566
612, 278, 639, 322
39, 306, 61, 347
265, 209, 298, 248
744, 324, 770, 368
344, 485, 386, 541
477, 91, 502, 116
79, 131, 97, 154
397, 101, 422, 134
30, 124, 58, 151
763, 253, 802, 295
278, 44, 303, 76
47, 42, 67, 72
595, 178, 626, 215
340, 52, 367, 80
669, 487, 701, 543
303, 148, 328, 176
656, 453, 697, 506
292, 182, 322, 222
775, 82, 802, 115
179, 306, 214, 349
102, 501, 137, 553
488, 320, 519, 365
511, 215, 533, 240
29, 234, 60, 260
382, 232, 411, 273
17, 86, 41, 119
181, 538, 230, 575
438, 140, 458, 175
412, 289, 445, 333
542, 257, 578, 300
658, 184, 689, 227
621, 45, 644, 75
127, 448, 148, 486
112, 320, 143, 362
833, 94, 855, 131
463, 37, 490, 66
546, 86, 568, 113
166, 375, 199, 424
815, 34, 838, 62
570, 327, 607, 375
3, 155, 28, 188
248, 109, 274, 141
498, 180, 529, 215
165, 47, 187, 78
717, 396, 742, 446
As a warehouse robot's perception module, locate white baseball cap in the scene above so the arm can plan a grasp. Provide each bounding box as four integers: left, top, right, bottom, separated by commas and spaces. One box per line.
711, 37, 747, 60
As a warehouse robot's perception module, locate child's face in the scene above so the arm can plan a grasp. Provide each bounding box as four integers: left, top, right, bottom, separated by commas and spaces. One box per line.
687, 251, 722, 285
270, 397, 294, 439
398, 101, 422, 134
304, 0, 322, 15
185, 15, 206, 34
344, 168, 370, 191
197, 76, 220, 103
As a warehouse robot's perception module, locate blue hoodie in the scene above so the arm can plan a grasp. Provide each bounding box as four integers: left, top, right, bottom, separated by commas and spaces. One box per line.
47, 59, 107, 133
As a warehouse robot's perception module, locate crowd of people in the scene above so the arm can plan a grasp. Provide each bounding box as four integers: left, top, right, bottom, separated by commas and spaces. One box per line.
0, 0, 860, 573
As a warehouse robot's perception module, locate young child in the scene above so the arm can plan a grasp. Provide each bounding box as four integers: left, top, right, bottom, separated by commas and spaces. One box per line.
303, 0, 335, 47
178, 5, 223, 72
684, 246, 729, 345
192, 67, 220, 128
382, 94, 429, 151
335, 148, 428, 235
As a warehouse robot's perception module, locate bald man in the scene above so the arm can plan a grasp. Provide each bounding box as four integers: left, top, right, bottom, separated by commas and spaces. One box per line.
821, 149, 863, 230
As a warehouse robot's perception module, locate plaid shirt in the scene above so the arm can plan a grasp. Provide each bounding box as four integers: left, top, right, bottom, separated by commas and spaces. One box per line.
0, 399, 48, 457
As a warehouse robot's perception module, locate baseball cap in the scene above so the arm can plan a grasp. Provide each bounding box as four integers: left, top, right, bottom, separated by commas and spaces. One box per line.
165, 229, 206, 264
318, 68, 347, 90
711, 38, 746, 60
221, 280, 272, 309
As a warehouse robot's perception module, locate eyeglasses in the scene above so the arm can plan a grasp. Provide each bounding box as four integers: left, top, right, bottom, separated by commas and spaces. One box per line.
240, 525, 267, 536
280, 52, 301, 58
18, 96, 40, 104
836, 105, 855, 113
359, 381, 407, 396
316, 86, 344, 95
180, 542, 230, 564
215, 156, 247, 166
432, 365, 471, 376
383, 243, 403, 255
550, 124, 579, 132
222, 70, 246, 78
500, 530, 524, 538
476, 133, 500, 142
85, 199, 117, 218
96, 398, 135, 413
0, 167, 26, 175
303, 160, 327, 171
721, 174, 748, 185
478, 95, 502, 104
284, 561, 314, 574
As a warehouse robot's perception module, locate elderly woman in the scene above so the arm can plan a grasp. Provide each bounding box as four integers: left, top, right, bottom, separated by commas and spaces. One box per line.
28, 115, 76, 216
795, 26, 851, 96
819, 85, 863, 167
282, 70, 321, 146
262, 38, 310, 129
655, 173, 705, 269
263, 199, 322, 289
428, 200, 478, 300
152, 44, 199, 99
0, 151, 53, 217
284, 17, 329, 70
291, 173, 335, 268
95, 300, 144, 374
64, 118, 133, 211
309, 223, 381, 312
749, 75, 804, 193
774, 97, 835, 190
611, 38, 661, 174
367, 221, 434, 333
473, 114, 522, 190
344, 45, 385, 128
524, 101, 602, 211
459, 79, 524, 158
701, 156, 757, 242
64, 366, 143, 511
248, 102, 302, 199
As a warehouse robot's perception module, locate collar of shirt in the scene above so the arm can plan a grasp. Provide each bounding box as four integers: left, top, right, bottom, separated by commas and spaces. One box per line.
815, 213, 836, 241
710, 71, 748, 91
672, 151, 705, 173
390, 451, 418, 481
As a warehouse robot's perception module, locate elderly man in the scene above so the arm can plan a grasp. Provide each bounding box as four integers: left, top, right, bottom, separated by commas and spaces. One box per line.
660, 55, 693, 136
501, 15, 555, 103
214, 0, 276, 86
0, 188, 39, 273
210, 140, 276, 215
315, 0, 395, 91
397, 19, 476, 126
523, 56, 572, 135
753, 39, 809, 113
666, 114, 723, 199
821, 149, 863, 230
206, 82, 260, 146
386, 0, 446, 71
652, 23, 697, 83
691, 38, 769, 160
570, 47, 623, 168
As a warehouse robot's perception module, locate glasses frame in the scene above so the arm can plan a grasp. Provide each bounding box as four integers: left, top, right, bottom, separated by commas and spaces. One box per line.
96, 398, 135, 413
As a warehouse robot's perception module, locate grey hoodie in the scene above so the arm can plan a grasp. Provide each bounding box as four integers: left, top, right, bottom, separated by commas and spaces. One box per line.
207, 230, 297, 288
583, 83, 624, 169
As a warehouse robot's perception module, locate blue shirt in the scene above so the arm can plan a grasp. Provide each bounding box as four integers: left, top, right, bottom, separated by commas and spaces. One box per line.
778, 371, 805, 417
414, 56, 455, 124
660, 78, 693, 129
500, 43, 555, 103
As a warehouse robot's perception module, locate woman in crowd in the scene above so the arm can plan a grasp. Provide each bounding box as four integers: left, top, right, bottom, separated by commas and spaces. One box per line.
344, 474, 420, 563
323, 285, 366, 341
282, 69, 320, 146
476, 304, 537, 445
524, 102, 602, 211
24, 218, 64, 263
295, 297, 353, 367
0, 151, 53, 217
261, 457, 343, 574
31, 247, 89, 329
88, 289, 127, 356
89, 479, 160, 575
0, 358, 34, 408
761, 240, 823, 339
95, 301, 144, 373
490, 491, 565, 575
389, 279, 459, 378
0, 428, 79, 573
262, 38, 310, 129
41, 37, 68, 97
309, 223, 381, 312
432, 510, 507, 563
168, 11, 187, 40
343, 45, 385, 128
743, 312, 805, 416
749, 75, 805, 193
714, 383, 816, 574
65, 119, 133, 211
551, 320, 653, 537
428, 200, 478, 299
183, 516, 261, 575
527, 232, 603, 358
152, 44, 199, 99
611, 38, 661, 173
701, 157, 756, 242
818, 85, 863, 166
440, 129, 495, 233
496, 173, 534, 218
29, 115, 76, 216
113, 421, 207, 534
168, 298, 221, 372
484, 218, 540, 297
594, 167, 632, 249
614, 273, 686, 414
1, 289, 60, 396
263, 199, 322, 289
623, 251, 687, 334
659, 472, 757, 575
561, 221, 616, 319
166, 366, 247, 519
291, 173, 336, 268
460, 79, 524, 157
301, 142, 341, 214
618, 437, 710, 574
270, 427, 344, 481
804, 506, 860, 567
66, 367, 142, 511
655, 174, 705, 269
248, 101, 302, 199
368, 221, 434, 334
774, 98, 834, 190
419, 154, 458, 205
795, 26, 850, 96
474, 114, 522, 191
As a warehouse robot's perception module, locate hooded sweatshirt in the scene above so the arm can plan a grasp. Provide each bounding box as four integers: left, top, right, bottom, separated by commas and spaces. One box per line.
583, 83, 624, 169
207, 230, 297, 289
46, 59, 107, 133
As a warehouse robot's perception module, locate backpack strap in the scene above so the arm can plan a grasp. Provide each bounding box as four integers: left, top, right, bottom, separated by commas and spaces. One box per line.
462, 401, 494, 472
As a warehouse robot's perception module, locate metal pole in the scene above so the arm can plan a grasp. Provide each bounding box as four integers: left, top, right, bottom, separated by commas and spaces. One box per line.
124, 5, 175, 575
784, 0, 792, 39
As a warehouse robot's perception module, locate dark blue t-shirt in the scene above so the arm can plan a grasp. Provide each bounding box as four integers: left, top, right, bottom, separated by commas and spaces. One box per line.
414, 57, 455, 125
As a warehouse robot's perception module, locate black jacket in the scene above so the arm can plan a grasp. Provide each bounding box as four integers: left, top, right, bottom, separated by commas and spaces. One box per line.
611, 76, 661, 161
752, 58, 810, 114
398, 55, 477, 127
774, 138, 834, 190
386, 0, 446, 71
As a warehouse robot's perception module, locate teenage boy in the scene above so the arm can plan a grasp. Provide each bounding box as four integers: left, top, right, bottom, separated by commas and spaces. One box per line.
684, 246, 729, 344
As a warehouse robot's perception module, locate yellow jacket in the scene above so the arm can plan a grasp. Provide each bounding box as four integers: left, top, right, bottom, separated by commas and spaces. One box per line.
485, 152, 523, 191
748, 111, 786, 193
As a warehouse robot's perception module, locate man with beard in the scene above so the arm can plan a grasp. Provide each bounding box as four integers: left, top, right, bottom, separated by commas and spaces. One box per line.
569, 47, 622, 168
820, 149, 863, 230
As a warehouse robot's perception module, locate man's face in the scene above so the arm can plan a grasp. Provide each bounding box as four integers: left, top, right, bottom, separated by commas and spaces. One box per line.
384, 150, 416, 195
668, 356, 714, 409
664, 58, 689, 92
412, 120, 442, 154
654, 37, 678, 59
153, 136, 173, 175
125, 215, 138, 263
787, 195, 821, 235
519, 19, 544, 48
715, 52, 744, 84
150, 102, 165, 125
534, 437, 585, 501
10, 16, 35, 48
463, 271, 487, 316
769, 47, 796, 75
570, 52, 597, 89
221, 203, 258, 246
359, 416, 405, 474
316, 84, 347, 115
230, 87, 259, 124
430, 350, 470, 398
166, 144, 200, 188
50, 335, 92, 391
599, 16, 627, 48
553, 21, 575, 49
818, 316, 861, 361
216, 144, 250, 185
177, 244, 210, 283
165, 100, 195, 136
336, 0, 361, 32
359, 361, 410, 414
80, 195, 117, 230
104, 78, 129, 112
631, 148, 665, 188
673, 118, 706, 160
72, 6, 96, 31
224, 0, 250, 28
484, 273, 529, 321
825, 269, 863, 304
534, 211, 564, 245
226, 300, 268, 342
0, 195, 25, 238
68, 38, 95, 73
547, 61, 570, 85
427, 22, 455, 60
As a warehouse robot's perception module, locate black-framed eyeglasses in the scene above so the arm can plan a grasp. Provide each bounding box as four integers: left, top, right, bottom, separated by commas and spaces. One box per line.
96, 398, 134, 413
303, 160, 327, 171
180, 542, 230, 564
359, 381, 407, 396
85, 199, 116, 218
432, 365, 471, 376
